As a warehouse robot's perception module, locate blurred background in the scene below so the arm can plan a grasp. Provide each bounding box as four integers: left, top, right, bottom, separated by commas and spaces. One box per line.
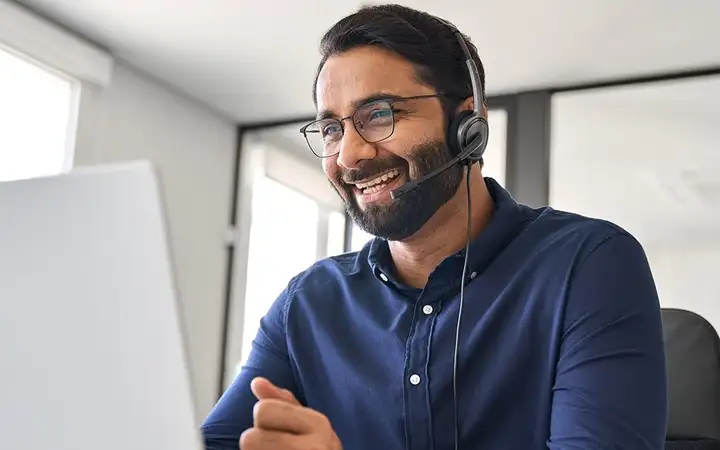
1, 0, 718, 422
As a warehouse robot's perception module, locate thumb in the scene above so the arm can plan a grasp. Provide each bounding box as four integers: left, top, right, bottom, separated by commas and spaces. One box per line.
251, 377, 299, 405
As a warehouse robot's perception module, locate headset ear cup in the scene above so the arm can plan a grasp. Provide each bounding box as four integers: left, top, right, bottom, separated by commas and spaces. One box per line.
464, 116, 489, 162
447, 110, 474, 158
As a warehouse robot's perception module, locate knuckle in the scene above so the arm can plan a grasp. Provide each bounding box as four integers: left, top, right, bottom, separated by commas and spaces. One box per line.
281, 388, 296, 401
311, 410, 332, 429
252, 400, 273, 423
239, 427, 259, 448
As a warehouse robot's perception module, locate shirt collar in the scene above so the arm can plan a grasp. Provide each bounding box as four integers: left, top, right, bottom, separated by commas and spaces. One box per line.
367, 177, 529, 288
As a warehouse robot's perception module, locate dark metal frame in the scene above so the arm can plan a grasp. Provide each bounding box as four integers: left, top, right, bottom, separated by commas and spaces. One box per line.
217, 65, 720, 398
216, 127, 244, 399
549, 66, 720, 94
491, 92, 552, 208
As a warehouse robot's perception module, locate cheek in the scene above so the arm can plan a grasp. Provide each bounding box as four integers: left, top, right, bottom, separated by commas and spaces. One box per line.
322, 158, 336, 179
378, 129, 439, 177
389, 120, 442, 151
322, 158, 344, 189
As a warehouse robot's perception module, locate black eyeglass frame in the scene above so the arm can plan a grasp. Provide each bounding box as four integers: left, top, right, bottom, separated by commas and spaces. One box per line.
299, 94, 455, 158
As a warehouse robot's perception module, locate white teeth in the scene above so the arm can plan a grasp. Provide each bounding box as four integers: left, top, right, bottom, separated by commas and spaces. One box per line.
365, 185, 383, 194
356, 169, 400, 189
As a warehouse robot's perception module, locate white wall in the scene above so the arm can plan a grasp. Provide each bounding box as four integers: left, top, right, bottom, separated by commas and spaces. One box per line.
73, 62, 236, 419
647, 242, 720, 331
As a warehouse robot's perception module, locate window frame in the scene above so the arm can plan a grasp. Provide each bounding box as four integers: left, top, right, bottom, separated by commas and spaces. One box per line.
0, 42, 82, 180
0, 1, 115, 177
221, 131, 346, 388
0, 1, 113, 87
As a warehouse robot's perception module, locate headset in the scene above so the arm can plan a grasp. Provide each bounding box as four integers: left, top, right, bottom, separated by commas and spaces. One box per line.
447, 29, 489, 165
390, 24, 489, 450
389, 26, 488, 198
448, 26, 486, 450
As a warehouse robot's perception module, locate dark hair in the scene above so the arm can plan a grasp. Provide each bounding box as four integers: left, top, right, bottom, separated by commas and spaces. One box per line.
312, 4, 486, 125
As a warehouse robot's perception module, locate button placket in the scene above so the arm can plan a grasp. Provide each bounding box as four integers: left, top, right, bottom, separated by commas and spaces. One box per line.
402, 290, 437, 449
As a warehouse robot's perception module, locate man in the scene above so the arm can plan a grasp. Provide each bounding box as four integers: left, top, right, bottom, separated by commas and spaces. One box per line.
202, 4, 667, 450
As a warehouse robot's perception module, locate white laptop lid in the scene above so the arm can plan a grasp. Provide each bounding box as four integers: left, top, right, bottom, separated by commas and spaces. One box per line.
0, 161, 202, 450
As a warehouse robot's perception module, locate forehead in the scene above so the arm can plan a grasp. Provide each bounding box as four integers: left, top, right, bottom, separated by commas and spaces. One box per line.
315, 46, 433, 118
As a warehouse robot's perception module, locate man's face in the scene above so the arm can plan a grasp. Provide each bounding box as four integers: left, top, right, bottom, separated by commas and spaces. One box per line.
315, 46, 463, 241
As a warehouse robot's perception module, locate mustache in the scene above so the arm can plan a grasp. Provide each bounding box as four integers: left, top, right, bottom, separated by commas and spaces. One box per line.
339, 157, 408, 184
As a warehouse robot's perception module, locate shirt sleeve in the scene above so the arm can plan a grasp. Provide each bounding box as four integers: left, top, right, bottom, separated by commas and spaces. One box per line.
201, 281, 300, 450
548, 232, 668, 449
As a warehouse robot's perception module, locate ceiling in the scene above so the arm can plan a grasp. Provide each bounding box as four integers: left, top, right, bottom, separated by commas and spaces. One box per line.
16, 0, 720, 123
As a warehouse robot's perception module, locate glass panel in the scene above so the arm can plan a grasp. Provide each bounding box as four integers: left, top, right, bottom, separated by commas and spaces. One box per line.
0, 47, 75, 182
549, 76, 720, 329
327, 211, 346, 256
240, 176, 319, 366
483, 108, 508, 186
351, 224, 374, 252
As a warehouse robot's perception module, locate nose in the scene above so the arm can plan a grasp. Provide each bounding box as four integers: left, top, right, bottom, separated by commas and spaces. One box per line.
335, 125, 377, 169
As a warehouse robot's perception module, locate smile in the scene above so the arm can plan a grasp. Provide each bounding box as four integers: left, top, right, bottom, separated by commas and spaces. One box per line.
353, 169, 401, 194
350, 169, 405, 204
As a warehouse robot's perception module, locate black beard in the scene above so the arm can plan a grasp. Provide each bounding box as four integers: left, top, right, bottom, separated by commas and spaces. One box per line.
333, 140, 463, 241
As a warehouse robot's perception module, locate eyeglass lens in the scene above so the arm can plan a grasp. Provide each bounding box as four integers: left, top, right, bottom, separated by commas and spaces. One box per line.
303, 100, 395, 157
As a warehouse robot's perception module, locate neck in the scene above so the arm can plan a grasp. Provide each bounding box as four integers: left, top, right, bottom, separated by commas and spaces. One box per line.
388, 167, 494, 288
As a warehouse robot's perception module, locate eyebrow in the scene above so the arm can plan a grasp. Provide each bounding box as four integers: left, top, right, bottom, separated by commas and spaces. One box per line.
317, 92, 406, 120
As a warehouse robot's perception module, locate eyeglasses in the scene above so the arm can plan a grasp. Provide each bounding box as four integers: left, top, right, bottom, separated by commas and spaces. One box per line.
299, 94, 445, 158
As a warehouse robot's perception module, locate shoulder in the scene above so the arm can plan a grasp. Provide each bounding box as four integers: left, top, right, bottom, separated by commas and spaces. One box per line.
501, 204, 650, 290
522, 206, 655, 304
288, 249, 367, 294
519, 204, 642, 258
516, 208, 659, 331
280, 243, 376, 313
293, 237, 371, 292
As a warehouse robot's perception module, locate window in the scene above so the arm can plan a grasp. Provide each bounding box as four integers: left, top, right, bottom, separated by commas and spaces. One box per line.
327, 211, 347, 256
229, 130, 348, 373
483, 108, 508, 187
239, 176, 323, 366
350, 225, 374, 252
0, 46, 77, 182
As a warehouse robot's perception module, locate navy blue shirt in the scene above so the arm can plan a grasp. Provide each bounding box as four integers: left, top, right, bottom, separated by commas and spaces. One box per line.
202, 178, 667, 450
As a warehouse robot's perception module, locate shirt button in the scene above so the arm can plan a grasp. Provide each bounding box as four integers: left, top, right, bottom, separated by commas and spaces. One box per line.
409, 374, 421, 385
379, 272, 388, 282
422, 305, 433, 315
469, 271, 477, 280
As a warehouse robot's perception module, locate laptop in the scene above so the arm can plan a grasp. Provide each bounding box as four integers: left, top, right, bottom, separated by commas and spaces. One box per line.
0, 161, 203, 450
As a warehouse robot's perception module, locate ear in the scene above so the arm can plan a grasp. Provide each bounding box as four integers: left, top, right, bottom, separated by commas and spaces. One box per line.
455, 96, 474, 113
455, 97, 488, 118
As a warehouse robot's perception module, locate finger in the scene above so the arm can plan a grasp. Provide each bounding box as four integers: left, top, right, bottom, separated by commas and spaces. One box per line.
253, 399, 317, 434
251, 377, 299, 405
239, 427, 299, 450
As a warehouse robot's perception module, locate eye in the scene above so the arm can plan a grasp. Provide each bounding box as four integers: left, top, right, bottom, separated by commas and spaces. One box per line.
322, 123, 342, 140
368, 109, 393, 122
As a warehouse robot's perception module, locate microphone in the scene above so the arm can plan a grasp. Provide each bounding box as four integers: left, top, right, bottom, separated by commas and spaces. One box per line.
390, 154, 463, 199
390, 132, 484, 200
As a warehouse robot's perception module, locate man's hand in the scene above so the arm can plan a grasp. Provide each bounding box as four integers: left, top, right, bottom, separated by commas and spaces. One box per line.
239, 377, 342, 450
